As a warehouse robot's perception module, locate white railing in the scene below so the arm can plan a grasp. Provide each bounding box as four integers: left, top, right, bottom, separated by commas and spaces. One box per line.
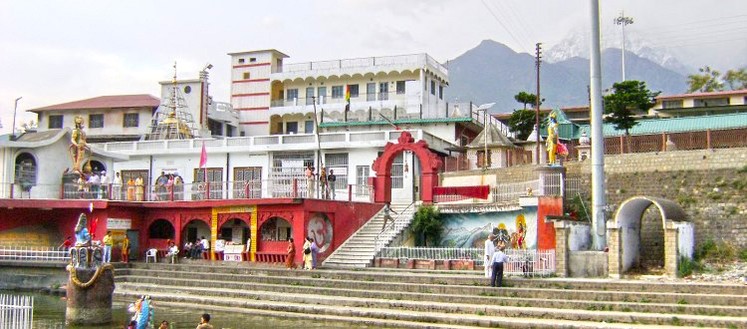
278, 53, 448, 77
0, 294, 33, 329
375, 202, 418, 250
0, 246, 69, 262
377, 247, 555, 277
492, 180, 539, 202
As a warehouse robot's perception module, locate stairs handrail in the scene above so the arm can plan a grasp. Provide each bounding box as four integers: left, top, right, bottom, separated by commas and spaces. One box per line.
374, 201, 417, 249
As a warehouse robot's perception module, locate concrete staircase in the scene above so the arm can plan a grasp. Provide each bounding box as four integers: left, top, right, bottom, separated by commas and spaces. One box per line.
323, 202, 415, 268
115, 262, 747, 329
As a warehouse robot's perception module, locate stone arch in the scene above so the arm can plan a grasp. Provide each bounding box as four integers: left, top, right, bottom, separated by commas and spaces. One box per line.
609, 196, 692, 278
148, 219, 175, 240
372, 131, 442, 203
218, 217, 251, 244
181, 218, 210, 245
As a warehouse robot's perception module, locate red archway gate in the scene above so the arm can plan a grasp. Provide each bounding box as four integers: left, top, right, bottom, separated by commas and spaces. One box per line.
372, 131, 442, 204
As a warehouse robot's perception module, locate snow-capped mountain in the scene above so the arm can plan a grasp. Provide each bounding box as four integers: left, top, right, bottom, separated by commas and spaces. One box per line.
546, 26, 690, 75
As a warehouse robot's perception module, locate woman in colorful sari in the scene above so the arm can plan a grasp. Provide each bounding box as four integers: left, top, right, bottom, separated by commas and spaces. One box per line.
285, 238, 296, 269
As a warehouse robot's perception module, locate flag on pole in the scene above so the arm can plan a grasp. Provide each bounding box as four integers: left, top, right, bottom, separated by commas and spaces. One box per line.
199, 142, 207, 168
344, 85, 351, 112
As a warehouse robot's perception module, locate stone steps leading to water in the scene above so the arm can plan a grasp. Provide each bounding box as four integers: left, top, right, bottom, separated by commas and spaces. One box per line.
113, 263, 747, 328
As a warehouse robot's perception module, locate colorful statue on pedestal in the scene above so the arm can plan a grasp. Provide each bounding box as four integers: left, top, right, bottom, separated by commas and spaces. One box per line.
69, 116, 91, 176
546, 112, 559, 165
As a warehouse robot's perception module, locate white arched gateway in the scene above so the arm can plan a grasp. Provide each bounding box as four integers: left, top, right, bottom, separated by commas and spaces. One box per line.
608, 196, 694, 278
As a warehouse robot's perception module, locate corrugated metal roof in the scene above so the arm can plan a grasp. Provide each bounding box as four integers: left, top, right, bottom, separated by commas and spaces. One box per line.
574, 112, 747, 138
29, 94, 160, 112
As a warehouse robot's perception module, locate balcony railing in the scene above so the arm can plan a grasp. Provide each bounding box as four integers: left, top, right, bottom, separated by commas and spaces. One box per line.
276, 53, 448, 78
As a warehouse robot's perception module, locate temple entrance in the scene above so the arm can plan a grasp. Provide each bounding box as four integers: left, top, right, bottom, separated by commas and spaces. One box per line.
371, 131, 442, 204
609, 196, 693, 277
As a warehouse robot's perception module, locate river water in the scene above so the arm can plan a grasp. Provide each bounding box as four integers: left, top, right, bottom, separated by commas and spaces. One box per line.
9, 291, 378, 329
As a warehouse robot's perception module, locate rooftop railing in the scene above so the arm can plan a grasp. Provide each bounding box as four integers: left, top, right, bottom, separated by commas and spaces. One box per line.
278, 53, 448, 78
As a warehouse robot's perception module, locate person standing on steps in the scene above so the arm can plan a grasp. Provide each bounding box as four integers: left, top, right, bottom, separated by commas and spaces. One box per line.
285, 238, 297, 269
121, 235, 130, 263
381, 202, 397, 232
102, 231, 113, 263
484, 234, 496, 280
302, 237, 312, 270
327, 169, 336, 200
196, 313, 213, 329
490, 244, 508, 287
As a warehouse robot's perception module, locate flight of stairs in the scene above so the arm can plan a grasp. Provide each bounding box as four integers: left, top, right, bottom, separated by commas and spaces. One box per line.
114, 262, 747, 328
322, 203, 415, 268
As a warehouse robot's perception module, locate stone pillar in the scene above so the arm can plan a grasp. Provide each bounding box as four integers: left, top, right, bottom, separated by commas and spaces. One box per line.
66, 265, 115, 325
664, 222, 679, 277
607, 224, 621, 279
553, 220, 569, 277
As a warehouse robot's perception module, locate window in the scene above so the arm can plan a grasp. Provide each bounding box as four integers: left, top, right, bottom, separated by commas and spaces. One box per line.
356, 165, 370, 196
305, 120, 314, 133
317, 87, 327, 104
366, 83, 376, 101
226, 125, 234, 137
89, 114, 104, 129
123, 113, 139, 128
396, 81, 406, 94
286, 88, 298, 101
325, 153, 348, 191
477, 150, 492, 168
238, 58, 245, 64
331, 86, 343, 99
243, 72, 251, 80
233, 167, 262, 198
260, 217, 292, 241
439, 85, 444, 100
184, 86, 192, 94
379, 82, 389, 101
14, 153, 37, 191
208, 119, 223, 136
48, 115, 63, 129
305, 87, 314, 105
286, 121, 298, 134
391, 153, 404, 189
249, 57, 256, 62
192, 167, 223, 200
662, 100, 683, 109
694, 98, 729, 107
430, 80, 436, 95
347, 84, 359, 98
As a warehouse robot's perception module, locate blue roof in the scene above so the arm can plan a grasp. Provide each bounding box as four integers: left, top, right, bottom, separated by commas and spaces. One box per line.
574, 112, 747, 138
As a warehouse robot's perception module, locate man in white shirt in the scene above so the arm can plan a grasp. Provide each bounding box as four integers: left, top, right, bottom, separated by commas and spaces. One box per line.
100, 171, 110, 199
88, 173, 101, 199
200, 236, 210, 258
484, 234, 496, 279
112, 172, 122, 200
490, 245, 508, 287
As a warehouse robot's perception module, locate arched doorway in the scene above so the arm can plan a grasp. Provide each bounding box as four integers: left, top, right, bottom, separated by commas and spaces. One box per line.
86, 160, 106, 175
219, 218, 250, 245
182, 219, 210, 246
14, 153, 37, 194
148, 219, 175, 240
260, 217, 293, 242
371, 131, 442, 204
609, 196, 693, 277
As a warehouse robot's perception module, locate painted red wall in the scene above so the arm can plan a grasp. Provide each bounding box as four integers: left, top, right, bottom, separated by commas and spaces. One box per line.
537, 196, 563, 250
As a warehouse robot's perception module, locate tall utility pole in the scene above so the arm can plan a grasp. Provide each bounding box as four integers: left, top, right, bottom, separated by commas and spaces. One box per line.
590, 0, 607, 250
614, 11, 634, 81
534, 43, 542, 165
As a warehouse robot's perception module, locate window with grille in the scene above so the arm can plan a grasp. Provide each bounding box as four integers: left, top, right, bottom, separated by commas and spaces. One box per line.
356, 165, 370, 195
662, 100, 683, 109
366, 83, 376, 101
234, 167, 262, 198
286, 89, 298, 101
89, 114, 104, 128
123, 113, 139, 127
48, 115, 63, 129
331, 86, 343, 99
347, 84, 359, 98
193, 168, 223, 199
477, 150, 492, 168
430, 80, 436, 95
305, 87, 314, 105
379, 82, 389, 101
324, 153, 348, 190
396, 81, 406, 95
391, 153, 404, 188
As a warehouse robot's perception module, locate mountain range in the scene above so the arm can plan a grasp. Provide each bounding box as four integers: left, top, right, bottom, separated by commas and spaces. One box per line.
444, 40, 688, 113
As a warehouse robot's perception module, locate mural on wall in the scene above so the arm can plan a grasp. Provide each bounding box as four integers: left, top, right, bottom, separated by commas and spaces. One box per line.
440, 208, 537, 249
307, 213, 333, 254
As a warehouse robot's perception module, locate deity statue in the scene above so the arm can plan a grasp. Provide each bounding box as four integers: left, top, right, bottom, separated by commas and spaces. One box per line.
546, 112, 559, 165
69, 116, 91, 176
74, 213, 91, 246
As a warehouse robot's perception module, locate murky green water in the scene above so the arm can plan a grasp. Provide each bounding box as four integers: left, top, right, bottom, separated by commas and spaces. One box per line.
8, 291, 378, 329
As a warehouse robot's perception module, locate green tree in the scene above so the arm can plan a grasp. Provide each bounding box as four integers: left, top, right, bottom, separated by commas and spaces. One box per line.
513, 91, 537, 110
410, 205, 443, 247
687, 66, 724, 93
723, 68, 747, 90
507, 109, 537, 141
604, 80, 660, 152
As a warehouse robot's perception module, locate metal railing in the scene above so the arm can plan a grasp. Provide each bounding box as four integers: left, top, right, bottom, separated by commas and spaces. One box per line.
0, 246, 68, 262
377, 247, 555, 276
0, 294, 33, 329
375, 202, 418, 250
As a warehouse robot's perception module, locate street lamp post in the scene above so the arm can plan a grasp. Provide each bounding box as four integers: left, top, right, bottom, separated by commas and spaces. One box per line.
614, 12, 634, 81
12, 97, 22, 138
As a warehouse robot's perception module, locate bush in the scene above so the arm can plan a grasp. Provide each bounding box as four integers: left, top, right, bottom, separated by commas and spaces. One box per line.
677, 256, 700, 278
695, 238, 736, 263
739, 248, 747, 262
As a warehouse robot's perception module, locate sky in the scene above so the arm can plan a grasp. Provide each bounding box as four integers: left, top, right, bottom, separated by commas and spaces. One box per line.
1, 0, 745, 134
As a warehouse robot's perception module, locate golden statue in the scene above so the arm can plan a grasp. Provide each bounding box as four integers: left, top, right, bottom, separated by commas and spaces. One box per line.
69, 116, 91, 176
546, 112, 559, 165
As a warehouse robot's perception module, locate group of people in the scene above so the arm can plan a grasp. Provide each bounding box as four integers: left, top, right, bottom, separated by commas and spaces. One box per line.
73, 170, 187, 201
183, 236, 210, 260
285, 236, 319, 270
484, 234, 509, 287
75, 171, 115, 199
304, 165, 337, 200
153, 171, 185, 201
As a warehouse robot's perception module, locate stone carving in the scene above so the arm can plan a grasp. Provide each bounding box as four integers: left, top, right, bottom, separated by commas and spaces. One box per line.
69, 115, 91, 176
